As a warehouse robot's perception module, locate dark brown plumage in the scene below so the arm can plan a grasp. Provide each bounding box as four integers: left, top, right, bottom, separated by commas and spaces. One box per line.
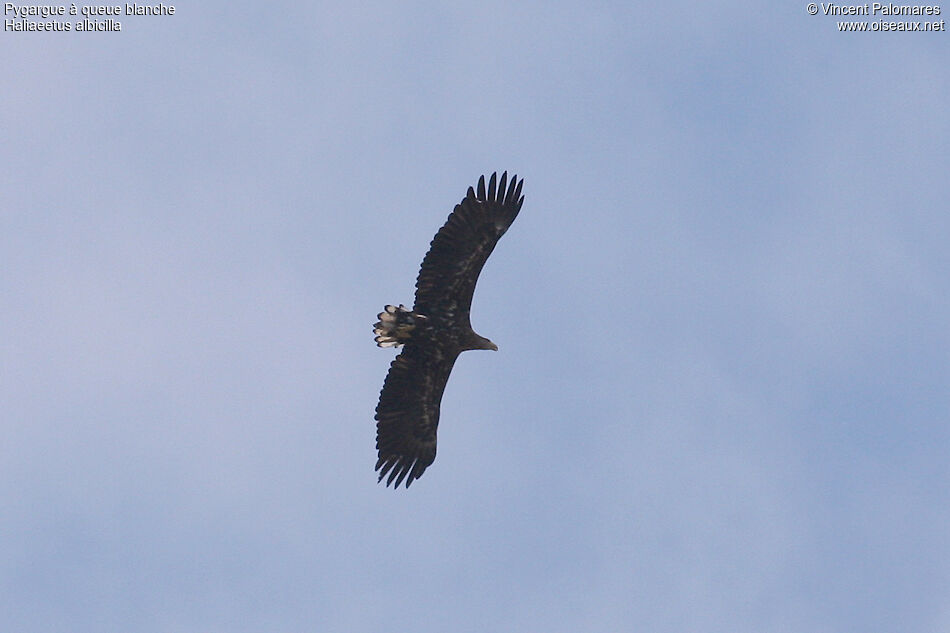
373, 172, 524, 488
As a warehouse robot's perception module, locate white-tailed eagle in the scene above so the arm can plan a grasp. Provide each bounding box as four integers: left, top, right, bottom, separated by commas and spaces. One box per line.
373, 172, 524, 488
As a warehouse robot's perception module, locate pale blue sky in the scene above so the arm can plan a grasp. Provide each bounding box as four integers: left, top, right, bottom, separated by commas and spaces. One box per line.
2, 3, 949, 632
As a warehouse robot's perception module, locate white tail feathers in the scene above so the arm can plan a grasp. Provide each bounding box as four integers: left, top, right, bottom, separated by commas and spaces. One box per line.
373, 304, 427, 348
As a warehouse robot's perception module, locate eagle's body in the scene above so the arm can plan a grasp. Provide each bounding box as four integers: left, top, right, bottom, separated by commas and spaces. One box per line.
374, 172, 524, 488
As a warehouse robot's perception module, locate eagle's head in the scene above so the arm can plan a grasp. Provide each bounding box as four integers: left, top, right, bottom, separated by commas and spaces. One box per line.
470, 332, 498, 351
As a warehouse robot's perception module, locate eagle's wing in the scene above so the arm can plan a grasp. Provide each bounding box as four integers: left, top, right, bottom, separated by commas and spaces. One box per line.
414, 172, 524, 318
375, 343, 459, 488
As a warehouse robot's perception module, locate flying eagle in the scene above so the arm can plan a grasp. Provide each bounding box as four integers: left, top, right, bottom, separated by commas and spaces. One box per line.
373, 172, 525, 488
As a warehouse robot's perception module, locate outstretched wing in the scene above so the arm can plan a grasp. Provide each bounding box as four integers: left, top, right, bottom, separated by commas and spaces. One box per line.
375, 343, 459, 488
414, 172, 524, 318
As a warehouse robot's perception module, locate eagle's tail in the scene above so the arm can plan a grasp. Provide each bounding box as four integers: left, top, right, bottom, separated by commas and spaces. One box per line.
374, 304, 427, 348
